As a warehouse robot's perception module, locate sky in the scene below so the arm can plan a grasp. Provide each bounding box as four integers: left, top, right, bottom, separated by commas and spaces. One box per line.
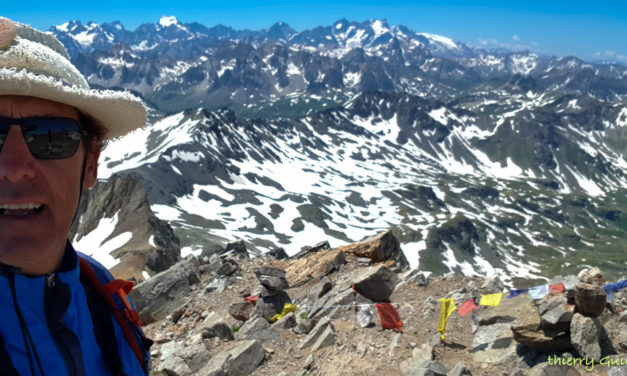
4, 0, 627, 64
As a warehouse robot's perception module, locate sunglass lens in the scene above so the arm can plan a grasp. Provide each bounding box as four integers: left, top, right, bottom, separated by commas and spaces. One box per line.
22, 118, 83, 159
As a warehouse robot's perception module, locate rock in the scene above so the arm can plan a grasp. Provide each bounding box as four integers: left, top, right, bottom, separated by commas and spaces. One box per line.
538, 295, 574, 329
300, 317, 333, 349
578, 267, 605, 286
286, 249, 346, 287
235, 316, 283, 344
511, 297, 573, 353
130, 257, 200, 324
223, 239, 249, 259
228, 301, 255, 321
199, 339, 265, 376
563, 275, 579, 302
402, 359, 447, 376
448, 361, 472, 376
570, 313, 603, 361
351, 264, 398, 302
529, 362, 582, 376
574, 282, 607, 317
481, 275, 505, 293
403, 269, 429, 287
254, 290, 292, 320
253, 266, 289, 291
273, 311, 297, 330
309, 276, 333, 299
400, 343, 435, 374
217, 258, 240, 276
204, 277, 231, 293
202, 323, 234, 341
311, 324, 336, 351
606, 355, 627, 376
335, 229, 409, 269
267, 247, 289, 260
158, 338, 208, 375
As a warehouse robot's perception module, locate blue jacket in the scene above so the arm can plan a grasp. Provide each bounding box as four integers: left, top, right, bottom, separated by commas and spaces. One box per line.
0, 243, 145, 375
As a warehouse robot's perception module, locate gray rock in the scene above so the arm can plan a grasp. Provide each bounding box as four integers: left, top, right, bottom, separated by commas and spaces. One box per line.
606, 355, 627, 376
299, 317, 333, 349
574, 282, 607, 317
481, 275, 505, 293
235, 316, 283, 344
202, 323, 234, 341
403, 359, 447, 376
217, 258, 240, 276
253, 266, 289, 291
570, 313, 603, 361
267, 247, 289, 260
223, 239, 249, 259
403, 269, 429, 287
578, 267, 605, 286
351, 265, 398, 302
199, 339, 265, 376
204, 277, 231, 293
273, 311, 297, 330
130, 257, 200, 324
309, 276, 333, 299
511, 297, 573, 354
447, 361, 471, 376
254, 290, 292, 320
311, 324, 336, 351
538, 295, 574, 328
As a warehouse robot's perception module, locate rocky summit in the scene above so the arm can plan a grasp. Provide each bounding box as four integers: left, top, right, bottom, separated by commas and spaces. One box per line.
138, 231, 627, 376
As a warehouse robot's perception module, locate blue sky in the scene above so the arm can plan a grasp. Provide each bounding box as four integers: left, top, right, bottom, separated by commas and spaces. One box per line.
5, 0, 627, 64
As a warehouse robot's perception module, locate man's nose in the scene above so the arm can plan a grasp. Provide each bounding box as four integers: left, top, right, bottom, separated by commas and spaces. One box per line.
0, 126, 37, 182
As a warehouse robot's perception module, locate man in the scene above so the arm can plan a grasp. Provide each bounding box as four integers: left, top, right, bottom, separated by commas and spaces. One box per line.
0, 17, 149, 375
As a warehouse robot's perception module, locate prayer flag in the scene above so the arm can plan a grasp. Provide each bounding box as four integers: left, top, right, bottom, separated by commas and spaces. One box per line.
480, 293, 503, 307
458, 298, 478, 317
550, 283, 565, 293
375, 303, 403, 331
269, 303, 297, 323
507, 289, 527, 299
528, 285, 549, 299
603, 280, 627, 302
244, 295, 259, 303
437, 298, 457, 339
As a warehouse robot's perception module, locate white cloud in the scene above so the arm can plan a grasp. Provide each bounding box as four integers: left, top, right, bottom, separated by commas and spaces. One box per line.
592, 50, 627, 63
474, 38, 539, 53
512, 35, 520, 41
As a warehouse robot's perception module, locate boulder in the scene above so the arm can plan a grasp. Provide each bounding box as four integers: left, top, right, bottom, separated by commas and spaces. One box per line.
351, 264, 398, 302
199, 340, 265, 376
254, 290, 292, 321
448, 361, 472, 376
217, 258, 240, 276
481, 274, 505, 293
130, 257, 200, 324
578, 267, 605, 286
335, 229, 409, 269
228, 301, 255, 322
538, 295, 574, 329
253, 266, 289, 291
570, 313, 603, 361
511, 297, 573, 353
286, 249, 346, 287
267, 247, 289, 260
202, 323, 234, 341
574, 282, 607, 317
299, 317, 333, 349
235, 316, 283, 344
402, 359, 447, 376
223, 239, 249, 258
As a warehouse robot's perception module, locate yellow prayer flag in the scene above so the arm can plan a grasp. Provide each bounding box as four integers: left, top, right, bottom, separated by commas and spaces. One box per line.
437, 298, 457, 339
269, 303, 298, 323
479, 292, 503, 307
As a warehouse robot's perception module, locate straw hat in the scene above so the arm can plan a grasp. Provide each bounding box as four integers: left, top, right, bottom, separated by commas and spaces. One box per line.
0, 17, 146, 140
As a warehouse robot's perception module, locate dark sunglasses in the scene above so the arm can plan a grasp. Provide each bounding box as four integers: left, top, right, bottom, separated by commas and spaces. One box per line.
0, 117, 87, 160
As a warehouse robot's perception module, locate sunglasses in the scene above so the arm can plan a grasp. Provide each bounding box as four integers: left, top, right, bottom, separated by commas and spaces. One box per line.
0, 117, 87, 160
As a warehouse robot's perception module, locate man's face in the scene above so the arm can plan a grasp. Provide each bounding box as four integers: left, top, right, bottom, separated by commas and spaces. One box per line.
0, 96, 99, 275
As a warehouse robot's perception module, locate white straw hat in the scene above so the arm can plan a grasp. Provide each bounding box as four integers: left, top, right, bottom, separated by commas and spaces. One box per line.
0, 17, 146, 140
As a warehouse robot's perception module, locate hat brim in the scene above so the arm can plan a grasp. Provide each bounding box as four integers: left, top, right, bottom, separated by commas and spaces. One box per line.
0, 68, 146, 140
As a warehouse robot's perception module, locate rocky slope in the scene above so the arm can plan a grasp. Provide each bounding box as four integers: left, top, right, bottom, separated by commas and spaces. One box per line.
134, 231, 627, 376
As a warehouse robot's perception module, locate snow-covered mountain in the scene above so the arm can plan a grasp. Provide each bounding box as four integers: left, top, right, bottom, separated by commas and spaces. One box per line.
60, 18, 627, 283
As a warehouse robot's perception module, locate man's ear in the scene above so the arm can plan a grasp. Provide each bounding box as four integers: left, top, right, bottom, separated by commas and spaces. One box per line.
82, 143, 100, 190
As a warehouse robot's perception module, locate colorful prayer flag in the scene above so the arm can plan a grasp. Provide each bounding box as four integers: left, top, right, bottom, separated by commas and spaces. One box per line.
480, 292, 503, 307
437, 298, 457, 339
507, 289, 527, 299
244, 295, 259, 303
528, 285, 549, 299
269, 303, 297, 323
603, 280, 627, 302
458, 298, 478, 317
550, 283, 565, 293
375, 303, 403, 331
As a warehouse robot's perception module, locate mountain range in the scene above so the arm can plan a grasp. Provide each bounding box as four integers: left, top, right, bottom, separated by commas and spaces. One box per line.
60, 17, 627, 284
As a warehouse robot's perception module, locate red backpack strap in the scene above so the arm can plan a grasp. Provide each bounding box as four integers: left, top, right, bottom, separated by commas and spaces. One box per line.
78, 256, 146, 370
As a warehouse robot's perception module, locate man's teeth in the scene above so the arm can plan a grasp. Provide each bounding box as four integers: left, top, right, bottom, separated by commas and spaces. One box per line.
0, 203, 42, 210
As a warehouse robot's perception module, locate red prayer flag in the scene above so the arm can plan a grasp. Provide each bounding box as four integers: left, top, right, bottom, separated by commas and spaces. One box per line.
375, 303, 403, 331
244, 295, 259, 304
458, 298, 478, 317
550, 283, 565, 293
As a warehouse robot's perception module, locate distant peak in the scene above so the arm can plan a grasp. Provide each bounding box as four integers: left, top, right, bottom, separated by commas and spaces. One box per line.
159, 15, 179, 27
